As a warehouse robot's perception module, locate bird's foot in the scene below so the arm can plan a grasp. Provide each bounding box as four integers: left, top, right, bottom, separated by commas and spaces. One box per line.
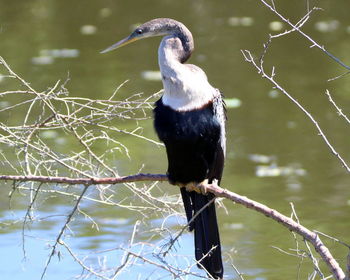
184, 180, 209, 195
184, 182, 200, 193
197, 179, 209, 194
211, 178, 219, 187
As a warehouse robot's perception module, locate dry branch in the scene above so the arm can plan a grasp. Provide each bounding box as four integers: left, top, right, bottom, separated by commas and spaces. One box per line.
242, 49, 350, 173
201, 182, 346, 280
259, 0, 350, 72
1, 8, 348, 276
0, 172, 346, 279
239, 2, 350, 279
0, 173, 167, 185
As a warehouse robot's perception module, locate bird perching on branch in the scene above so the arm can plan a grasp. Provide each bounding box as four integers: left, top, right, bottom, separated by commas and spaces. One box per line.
101, 18, 226, 279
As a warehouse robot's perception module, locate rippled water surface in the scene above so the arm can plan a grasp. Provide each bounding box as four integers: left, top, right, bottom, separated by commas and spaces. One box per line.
1, 1, 350, 279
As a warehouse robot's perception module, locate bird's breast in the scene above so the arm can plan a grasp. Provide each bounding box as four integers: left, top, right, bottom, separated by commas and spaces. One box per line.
161, 71, 216, 111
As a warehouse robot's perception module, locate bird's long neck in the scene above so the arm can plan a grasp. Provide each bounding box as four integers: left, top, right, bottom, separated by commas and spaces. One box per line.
173, 25, 194, 63
158, 33, 215, 112
158, 19, 194, 64
158, 37, 182, 72
155, 19, 216, 111
157, 21, 194, 75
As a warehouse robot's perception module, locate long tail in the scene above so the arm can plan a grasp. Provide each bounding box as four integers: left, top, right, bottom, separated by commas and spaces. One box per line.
181, 188, 223, 279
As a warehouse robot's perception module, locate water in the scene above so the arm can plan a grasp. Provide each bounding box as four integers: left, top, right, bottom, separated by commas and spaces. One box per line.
1, 0, 350, 279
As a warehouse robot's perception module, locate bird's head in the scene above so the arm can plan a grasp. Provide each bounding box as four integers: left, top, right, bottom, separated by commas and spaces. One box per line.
100, 19, 178, 53
100, 18, 192, 54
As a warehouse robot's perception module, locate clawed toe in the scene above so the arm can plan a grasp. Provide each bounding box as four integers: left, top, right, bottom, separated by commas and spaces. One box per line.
184, 179, 209, 194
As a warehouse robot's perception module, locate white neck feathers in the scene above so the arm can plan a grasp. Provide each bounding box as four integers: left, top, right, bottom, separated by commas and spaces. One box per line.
158, 36, 216, 111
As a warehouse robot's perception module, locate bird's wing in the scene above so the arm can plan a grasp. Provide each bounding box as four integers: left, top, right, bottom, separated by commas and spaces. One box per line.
208, 91, 226, 184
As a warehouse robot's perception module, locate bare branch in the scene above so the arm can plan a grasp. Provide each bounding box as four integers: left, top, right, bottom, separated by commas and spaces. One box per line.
40, 186, 89, 280
258, 0, 350, 71
242, 49, 350, 173
161, 197, 216, 257
2, 169, 346, 279
60, 240, 111, 280
1, 40, 347, 279
196, 182, 346, 280
0, 173, 167, 185
325, 90, 350, 125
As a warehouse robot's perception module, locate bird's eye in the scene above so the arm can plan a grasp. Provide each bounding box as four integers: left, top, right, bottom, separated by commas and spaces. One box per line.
136, 29, 143, 35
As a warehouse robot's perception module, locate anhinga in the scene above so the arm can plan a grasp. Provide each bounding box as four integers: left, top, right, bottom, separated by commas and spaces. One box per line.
101, 18, 226, 279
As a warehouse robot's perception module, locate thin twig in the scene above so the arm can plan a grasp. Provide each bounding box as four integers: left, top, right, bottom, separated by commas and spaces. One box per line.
242, 49, 350, 173
60, 240, 111, 280
40, 185, 89, 280
258, 0, 350, 71
161, 197, 216, 257
325, 90, 350, 125
6, 172, 346, 279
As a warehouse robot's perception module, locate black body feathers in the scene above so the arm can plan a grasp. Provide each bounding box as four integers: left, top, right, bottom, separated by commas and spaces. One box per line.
154, 99, 225, 279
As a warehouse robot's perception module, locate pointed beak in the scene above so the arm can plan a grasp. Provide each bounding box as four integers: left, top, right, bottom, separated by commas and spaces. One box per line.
100, 35, 139, 54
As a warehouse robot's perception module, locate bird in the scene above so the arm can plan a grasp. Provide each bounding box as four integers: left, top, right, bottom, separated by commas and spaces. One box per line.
101, 18, 226, 279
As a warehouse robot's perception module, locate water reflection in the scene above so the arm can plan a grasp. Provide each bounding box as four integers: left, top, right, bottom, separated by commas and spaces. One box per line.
1, 0, 350, 279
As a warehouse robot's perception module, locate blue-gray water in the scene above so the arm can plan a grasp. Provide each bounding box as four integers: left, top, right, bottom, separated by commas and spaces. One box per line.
1, 1, 350, 279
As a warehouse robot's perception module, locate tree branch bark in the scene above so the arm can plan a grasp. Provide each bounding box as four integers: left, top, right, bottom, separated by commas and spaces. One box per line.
200, 182, 345, 280
0, 173, 168, 185
2, 173, 346, 279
